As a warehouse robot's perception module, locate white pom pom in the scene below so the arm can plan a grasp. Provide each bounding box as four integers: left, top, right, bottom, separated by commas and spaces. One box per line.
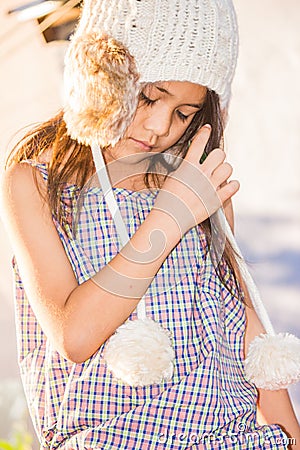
103, 319, 175, 387
244, 333, 300, 390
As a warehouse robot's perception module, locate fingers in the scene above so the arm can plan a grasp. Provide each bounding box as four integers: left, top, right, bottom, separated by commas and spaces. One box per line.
218, 180, 240, 205
187, 125, 226, 177
186, 124, 211, 165
161, 123, 240, 232
202, 148, 226, 175
195, 132, 232, 189
211, 161, 233, 187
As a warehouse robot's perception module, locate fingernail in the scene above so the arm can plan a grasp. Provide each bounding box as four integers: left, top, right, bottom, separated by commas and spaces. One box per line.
203, 124, 211, 130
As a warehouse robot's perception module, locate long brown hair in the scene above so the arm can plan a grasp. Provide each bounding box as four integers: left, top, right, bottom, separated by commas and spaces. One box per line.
6, 89, 247, 302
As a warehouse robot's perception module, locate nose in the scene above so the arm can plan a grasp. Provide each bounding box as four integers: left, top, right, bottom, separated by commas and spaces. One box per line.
143, 106, 172, 138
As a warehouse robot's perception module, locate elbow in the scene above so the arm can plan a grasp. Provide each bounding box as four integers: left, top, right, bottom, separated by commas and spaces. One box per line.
58, 327, 105, 364
59, 347, 89, 365
59, 343, 96, 365
54, 298, 113, 364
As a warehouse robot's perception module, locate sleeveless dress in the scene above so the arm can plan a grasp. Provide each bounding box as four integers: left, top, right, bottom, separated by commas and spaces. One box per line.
12, 161, 288, 449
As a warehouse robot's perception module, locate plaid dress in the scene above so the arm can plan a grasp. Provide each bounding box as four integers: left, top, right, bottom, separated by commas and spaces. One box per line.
13, 161, 288, 449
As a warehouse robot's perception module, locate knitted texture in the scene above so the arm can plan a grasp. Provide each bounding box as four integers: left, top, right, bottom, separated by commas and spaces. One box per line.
63, 0, 239, 146
75, 0, 238, 109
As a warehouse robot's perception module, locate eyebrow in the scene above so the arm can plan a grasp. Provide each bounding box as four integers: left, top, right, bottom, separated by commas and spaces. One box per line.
155, 85, 203, 109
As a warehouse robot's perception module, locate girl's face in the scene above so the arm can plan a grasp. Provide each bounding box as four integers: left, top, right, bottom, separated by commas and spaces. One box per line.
105, 81, 207, 164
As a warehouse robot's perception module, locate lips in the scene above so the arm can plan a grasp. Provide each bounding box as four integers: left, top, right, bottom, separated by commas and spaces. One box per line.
130, 138, 153, 150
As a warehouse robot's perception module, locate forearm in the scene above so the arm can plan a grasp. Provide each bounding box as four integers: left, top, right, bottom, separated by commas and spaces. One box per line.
257, 388, 300, 449
63, 208, 182, 362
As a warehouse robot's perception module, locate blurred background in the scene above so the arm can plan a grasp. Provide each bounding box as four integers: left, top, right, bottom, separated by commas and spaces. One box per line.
0, 0, 299, 448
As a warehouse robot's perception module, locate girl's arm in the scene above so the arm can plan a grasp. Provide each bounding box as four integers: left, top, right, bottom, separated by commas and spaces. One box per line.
245, 305, 300, 449
0, 127, 237, 363
257, 389, 300, 449
0, 163, 182, 363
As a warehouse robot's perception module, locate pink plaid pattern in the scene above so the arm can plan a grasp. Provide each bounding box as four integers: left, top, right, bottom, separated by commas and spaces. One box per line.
13, 161, 288, 449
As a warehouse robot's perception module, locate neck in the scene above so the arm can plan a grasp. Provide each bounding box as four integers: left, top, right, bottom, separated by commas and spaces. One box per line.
102, 151, 167, 192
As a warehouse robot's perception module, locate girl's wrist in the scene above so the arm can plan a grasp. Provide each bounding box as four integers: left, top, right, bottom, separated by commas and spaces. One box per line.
146, 207, 184, 249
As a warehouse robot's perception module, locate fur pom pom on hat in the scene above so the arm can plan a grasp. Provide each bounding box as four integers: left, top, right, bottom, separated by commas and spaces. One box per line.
64, 32, 139, 147
63, 0, 239, 147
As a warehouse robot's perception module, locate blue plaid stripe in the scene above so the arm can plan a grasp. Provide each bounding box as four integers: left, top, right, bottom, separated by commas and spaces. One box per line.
13, 162, 288, 449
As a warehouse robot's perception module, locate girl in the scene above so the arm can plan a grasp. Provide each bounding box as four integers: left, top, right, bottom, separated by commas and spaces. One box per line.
1, 0, 300, 448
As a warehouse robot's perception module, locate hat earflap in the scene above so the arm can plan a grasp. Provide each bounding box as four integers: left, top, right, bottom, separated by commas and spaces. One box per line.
63, 32, 140, 148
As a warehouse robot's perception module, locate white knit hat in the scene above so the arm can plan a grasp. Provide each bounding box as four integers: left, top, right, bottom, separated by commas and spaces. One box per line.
63, 0, 239, 147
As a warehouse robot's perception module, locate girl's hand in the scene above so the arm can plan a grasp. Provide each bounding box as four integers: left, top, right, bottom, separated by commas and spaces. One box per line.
153, 125, 240, 236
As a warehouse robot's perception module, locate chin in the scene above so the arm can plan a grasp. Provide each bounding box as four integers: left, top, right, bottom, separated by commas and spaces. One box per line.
117, 152, 152, 165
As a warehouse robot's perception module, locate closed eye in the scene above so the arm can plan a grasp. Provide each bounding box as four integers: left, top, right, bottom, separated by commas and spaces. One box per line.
176, 110, 189, 122
140, 91, 196, 123
139, 91, 157, 106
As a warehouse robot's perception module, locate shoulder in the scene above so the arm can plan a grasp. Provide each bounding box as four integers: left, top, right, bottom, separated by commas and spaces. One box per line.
1, 161, 46, 193
0, 162, 49, 222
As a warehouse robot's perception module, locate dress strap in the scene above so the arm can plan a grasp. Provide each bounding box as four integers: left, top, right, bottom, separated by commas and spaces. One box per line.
91, 142, 147, 320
